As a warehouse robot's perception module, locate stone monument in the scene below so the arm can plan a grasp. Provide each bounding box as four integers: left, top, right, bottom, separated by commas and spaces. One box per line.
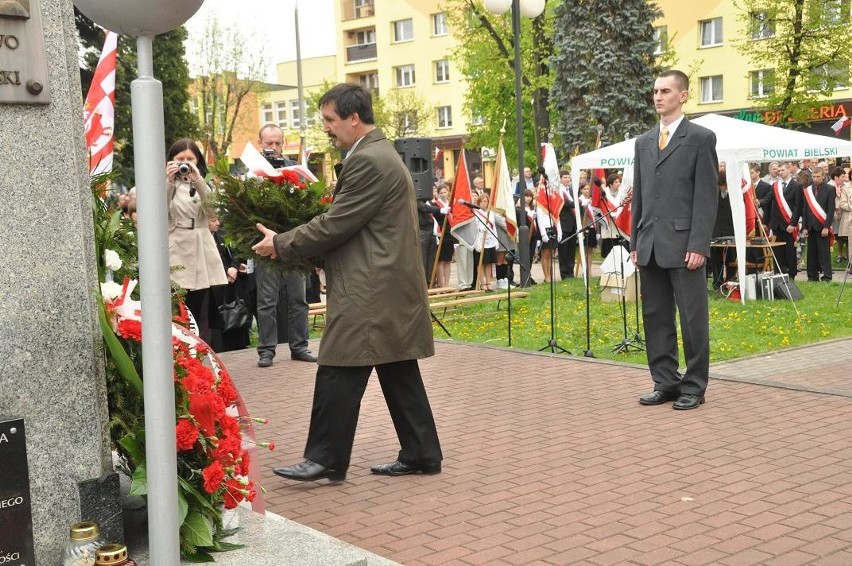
0, 0, 121, 562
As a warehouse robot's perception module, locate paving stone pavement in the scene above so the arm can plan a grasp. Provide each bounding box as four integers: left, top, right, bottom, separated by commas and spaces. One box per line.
222, 337, 852, 566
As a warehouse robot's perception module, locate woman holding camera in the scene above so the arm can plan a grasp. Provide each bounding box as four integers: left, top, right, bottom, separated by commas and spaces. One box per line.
167, 138, 227, 343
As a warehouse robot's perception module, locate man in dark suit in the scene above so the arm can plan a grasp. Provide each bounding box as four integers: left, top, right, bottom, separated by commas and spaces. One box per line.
750, 163, 772, 232
630, 69, 719, 411
557, 170, 578, 278
801, 167, 836, 281
253, 83, 442, 482
768, 161, 803, 279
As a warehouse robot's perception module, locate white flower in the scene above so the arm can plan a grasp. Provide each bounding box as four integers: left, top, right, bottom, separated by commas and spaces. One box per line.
104, 249, 123, 271
101, 281, 123, 301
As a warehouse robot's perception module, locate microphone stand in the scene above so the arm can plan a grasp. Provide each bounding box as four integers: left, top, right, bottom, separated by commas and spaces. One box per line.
608, 241, 643, 354
556, 198, 629, 359
536, 185, 570, 354
462, 202, 521, 346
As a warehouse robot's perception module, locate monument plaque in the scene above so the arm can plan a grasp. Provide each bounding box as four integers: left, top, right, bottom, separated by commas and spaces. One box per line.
0, 0, 50, 104
0, 417, 35, 565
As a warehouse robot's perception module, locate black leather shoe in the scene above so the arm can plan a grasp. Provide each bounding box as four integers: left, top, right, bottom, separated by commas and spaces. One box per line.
272, 460, 345, 482
291, 350, 317, 362
370, 460, 441, 476
257, 355, 273, 368
673, 394, 705, 410
639, 390, 679, 405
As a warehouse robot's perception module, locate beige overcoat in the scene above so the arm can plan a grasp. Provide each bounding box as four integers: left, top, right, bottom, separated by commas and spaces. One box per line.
273, 129, 434, 366
168, 177, 228, 290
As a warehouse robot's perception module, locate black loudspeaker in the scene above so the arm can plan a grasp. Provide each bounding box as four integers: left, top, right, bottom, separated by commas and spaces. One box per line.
394, 137, 433, 200
774, 279, 803, 300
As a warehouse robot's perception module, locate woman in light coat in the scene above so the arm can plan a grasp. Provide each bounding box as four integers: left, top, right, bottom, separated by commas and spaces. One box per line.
166, 138, 227, 343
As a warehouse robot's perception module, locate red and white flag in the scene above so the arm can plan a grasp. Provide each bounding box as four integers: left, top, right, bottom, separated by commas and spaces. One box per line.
449, 151, 478, 249
831, 116, 850, 135
489, 138, 518, 241
83, 31, 118, 176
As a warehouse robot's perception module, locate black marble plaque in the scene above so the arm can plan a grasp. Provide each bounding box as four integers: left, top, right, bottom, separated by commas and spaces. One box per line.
0, 417, 35, 565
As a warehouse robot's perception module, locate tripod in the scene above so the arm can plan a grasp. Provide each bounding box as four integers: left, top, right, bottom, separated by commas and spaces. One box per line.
836, 254, 852, 306
606, 244, 644, 354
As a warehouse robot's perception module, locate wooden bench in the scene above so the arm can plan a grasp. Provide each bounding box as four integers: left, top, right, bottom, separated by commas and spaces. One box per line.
430, 291, 530, 335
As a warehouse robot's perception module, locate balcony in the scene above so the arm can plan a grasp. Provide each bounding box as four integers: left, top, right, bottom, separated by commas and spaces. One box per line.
346, 42, 377, 63
342, 0, 374, 21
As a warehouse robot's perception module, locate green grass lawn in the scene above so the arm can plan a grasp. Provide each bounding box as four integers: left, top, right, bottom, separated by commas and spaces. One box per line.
430, 276, 852, 365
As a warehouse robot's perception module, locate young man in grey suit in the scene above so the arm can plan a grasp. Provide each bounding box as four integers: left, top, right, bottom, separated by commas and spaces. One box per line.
630, 70, 719, 410
253, 83, 442, 481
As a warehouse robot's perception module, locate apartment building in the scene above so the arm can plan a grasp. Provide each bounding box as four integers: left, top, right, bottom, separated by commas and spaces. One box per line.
655, 0, 852, 138
334, 0, 472, 178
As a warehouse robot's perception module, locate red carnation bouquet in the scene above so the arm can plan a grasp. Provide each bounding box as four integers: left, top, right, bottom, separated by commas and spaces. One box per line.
100, 278, 273, 559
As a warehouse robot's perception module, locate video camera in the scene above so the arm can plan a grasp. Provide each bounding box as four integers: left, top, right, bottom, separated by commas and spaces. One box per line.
262, 149, 294, 169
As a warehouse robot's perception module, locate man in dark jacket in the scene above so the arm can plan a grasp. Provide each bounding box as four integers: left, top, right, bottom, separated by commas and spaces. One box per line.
801, 167, 836, 281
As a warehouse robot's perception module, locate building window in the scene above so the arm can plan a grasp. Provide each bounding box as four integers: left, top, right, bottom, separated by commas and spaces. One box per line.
275, 101, 287, 128
358, 72, 379, 90
432, 12, 448, 36
290, 100, 301, 129
470, 112, 484, 127
653, 26, 668, 55
825, 0, 851, 25
262, 103, 274, 125
355, 29, 375, 45
749, 69, 774, 98
814, 62, 849, 91
750, 11, 775, 39
393, 18, 414, 42
398, 111, 417, 135
395, 64, 416, 87
437, 105, 452, 129
699, 17, 723, 47
434, 60, 450, 83
699, 75, 723, 103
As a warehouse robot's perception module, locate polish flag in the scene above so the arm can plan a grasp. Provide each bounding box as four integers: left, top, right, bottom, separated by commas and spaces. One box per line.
831, 116, 850, 135
83, 31, 118, 176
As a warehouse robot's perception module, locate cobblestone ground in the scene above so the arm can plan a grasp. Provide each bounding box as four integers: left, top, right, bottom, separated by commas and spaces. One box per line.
223, 336, 852, 566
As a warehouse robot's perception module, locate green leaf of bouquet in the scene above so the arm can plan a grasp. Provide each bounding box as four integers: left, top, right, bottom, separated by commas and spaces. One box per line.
180, 511, 214, 548
107, 208, 122, 237
177, 476, 220, 514
117, 431, 145, 469
181, 549, 215, 563
177, 489, 189, 526
98, 299, 143, 397
211, 540, 245, 552
128, 463, 147, 496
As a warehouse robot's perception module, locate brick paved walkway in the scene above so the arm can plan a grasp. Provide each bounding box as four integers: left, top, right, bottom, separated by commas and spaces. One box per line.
223, 337, 852, 566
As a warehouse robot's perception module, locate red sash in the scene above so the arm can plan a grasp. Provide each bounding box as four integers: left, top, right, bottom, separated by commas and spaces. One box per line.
772, 181, 793, 224
803, 185, 828, 226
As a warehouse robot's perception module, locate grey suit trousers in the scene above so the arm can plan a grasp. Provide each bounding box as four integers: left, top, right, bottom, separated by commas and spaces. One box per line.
639, 253, 710, 395
255, 263, 309, 357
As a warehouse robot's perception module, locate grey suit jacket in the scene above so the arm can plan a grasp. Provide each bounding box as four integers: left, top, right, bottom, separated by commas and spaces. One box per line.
630, 118, 719, 268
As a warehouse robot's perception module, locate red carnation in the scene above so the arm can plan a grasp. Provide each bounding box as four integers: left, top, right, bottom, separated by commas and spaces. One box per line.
237, 450, 250, 476
202, 461, 226, 494
175, 419, 198, 451
223, 478, 245, 509
320, 195, 333, 205
116, 319, 142, 341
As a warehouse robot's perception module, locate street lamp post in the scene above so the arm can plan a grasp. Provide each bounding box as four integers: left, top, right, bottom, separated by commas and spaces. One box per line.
71, 1, 204, 563
484, 0, 545, 288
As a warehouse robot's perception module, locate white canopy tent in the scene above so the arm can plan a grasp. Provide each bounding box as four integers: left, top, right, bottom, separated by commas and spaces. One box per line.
569, 113, 852, 300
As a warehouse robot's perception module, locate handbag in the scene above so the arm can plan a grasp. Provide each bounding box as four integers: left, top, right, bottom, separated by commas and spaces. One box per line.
218, 297, 250, 333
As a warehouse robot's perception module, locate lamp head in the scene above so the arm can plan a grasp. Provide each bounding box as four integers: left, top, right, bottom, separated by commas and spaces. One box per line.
72, 0, 204, 36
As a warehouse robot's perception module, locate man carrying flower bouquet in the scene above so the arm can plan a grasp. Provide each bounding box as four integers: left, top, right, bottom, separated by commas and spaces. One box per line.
253, 83, 443, 482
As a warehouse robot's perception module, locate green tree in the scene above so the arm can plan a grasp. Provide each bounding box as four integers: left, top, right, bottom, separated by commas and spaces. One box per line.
76, 13, 198, 186
444, 0, 553, 169
548, 0, 661, 157
373, 88, 433, 140
189, 16, 268, 160
734, 0, 852, 125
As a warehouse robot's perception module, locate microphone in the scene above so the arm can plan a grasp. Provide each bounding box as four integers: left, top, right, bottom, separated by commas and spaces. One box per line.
457, 198, 483, 210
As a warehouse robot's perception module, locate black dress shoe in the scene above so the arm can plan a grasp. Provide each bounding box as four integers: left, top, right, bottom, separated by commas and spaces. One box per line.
257, 355, 273, 368
673, 393, 705, 410
291, 350, 317, 362
370, 460, 441, 476
272, 459, 345, 482
639, 390, 679, 405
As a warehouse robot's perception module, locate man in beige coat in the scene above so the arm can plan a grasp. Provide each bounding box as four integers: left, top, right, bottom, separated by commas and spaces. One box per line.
253, 83, 442, 482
